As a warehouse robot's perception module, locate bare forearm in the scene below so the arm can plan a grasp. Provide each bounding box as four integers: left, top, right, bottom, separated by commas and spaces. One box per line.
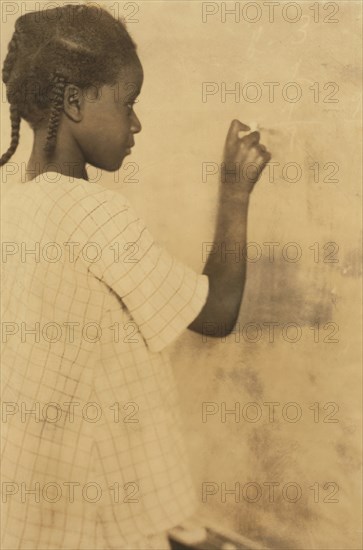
188, 119, 271, 338
189, 188, 250, 336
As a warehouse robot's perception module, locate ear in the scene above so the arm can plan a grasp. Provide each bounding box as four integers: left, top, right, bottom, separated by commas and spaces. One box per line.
63, 85, 85, 122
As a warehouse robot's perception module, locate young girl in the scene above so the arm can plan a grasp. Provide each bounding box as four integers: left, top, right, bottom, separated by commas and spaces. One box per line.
1, 4, 271, 550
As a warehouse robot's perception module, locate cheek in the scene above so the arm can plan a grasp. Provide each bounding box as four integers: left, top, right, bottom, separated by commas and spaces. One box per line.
77, 107, 130, 169
83, 107, 123, 142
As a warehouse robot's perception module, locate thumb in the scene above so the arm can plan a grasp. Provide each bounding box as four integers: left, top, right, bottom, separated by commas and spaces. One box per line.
225, 119, 251, 148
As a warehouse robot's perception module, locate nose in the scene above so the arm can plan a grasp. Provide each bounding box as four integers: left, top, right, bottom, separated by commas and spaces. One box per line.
131, 111, 142, 134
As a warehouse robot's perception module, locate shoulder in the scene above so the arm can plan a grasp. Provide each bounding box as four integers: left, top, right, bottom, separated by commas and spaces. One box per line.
58, 177, 132, 212
53, 176, 143, 241
32, 174, 135, 223
2, 173, 143, 240
2, 173, 131, 212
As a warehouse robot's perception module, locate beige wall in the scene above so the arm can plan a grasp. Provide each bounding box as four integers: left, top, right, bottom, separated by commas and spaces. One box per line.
1, 1, 362, 548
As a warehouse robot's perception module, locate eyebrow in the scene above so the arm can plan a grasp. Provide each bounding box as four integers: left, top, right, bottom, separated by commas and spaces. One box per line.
130, 88, 141, 97
124, 87, 141, 102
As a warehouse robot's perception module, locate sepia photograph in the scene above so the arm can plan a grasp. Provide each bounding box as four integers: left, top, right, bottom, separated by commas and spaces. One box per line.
1, 1, 362, 549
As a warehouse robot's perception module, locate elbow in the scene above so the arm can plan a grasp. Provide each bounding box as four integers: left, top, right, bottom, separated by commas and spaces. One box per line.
189, 295, 241, 339
223, 326, 237, 338
201, 314, 239, 339
220, 316, 239, 337
218, 303, 240, 337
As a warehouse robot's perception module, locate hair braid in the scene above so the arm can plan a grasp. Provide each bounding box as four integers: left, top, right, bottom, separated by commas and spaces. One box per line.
2, 32, 18, 84
43, 73, 66, 155
0, 105, 21, 167
1, 32, 21, 167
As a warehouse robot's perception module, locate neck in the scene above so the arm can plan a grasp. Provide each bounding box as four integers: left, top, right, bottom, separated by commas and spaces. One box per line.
26, 128, 88, 181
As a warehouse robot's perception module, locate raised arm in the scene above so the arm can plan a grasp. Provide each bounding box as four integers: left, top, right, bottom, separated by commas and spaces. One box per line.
188, 119, 271, 338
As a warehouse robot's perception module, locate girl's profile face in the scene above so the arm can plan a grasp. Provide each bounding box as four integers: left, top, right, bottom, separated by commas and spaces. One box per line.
77, 59, 143, 172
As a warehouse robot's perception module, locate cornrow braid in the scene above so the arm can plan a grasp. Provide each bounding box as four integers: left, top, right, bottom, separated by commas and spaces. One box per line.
0, 105, 21, 167
44, 74, 66, 156
1, 32, 21, 167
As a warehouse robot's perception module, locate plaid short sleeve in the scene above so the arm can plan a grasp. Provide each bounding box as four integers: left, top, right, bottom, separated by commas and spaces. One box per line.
71, 187, 209, 352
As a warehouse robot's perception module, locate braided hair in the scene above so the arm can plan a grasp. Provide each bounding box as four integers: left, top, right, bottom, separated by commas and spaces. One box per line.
0, 4, 137, 167
1, 32, 21, 166
43, 73, 67, 156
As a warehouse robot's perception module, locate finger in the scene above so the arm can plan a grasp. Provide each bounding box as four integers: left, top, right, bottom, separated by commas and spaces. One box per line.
245, 146, 271, 168
242, 149, 271, 184
256, 144, 271, 162
245, 144, 262, 162
226, 119, 251, 147
264, 151, 272, 163
241, 131, 260, 147
256, 151, 272, 169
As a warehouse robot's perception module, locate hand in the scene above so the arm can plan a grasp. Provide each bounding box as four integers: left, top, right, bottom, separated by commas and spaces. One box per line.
222, 119, 271, 194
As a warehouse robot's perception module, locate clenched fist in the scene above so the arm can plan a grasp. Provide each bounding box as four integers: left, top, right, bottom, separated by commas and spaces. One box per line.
222, 119, 271, 193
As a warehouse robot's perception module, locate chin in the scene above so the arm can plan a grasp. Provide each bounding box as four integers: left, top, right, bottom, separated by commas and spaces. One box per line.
109, 151, 131, 171
92, 158, 124, 172
109, 160, 124, 172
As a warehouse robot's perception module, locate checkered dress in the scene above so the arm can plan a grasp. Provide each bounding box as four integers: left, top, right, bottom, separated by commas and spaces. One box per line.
1, 173, 209, 549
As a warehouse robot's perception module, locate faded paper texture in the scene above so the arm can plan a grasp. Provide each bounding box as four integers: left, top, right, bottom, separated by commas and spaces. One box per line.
1, 1, 362, 549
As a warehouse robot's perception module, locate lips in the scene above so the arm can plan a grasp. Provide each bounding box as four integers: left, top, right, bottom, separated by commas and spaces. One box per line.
126, 141, 135, 155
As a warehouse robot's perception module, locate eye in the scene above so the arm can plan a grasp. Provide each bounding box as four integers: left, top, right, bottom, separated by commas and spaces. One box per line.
126, 99, 138, 111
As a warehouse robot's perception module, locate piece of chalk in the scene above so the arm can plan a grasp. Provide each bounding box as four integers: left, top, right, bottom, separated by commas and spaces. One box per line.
249, 121, 259, 132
